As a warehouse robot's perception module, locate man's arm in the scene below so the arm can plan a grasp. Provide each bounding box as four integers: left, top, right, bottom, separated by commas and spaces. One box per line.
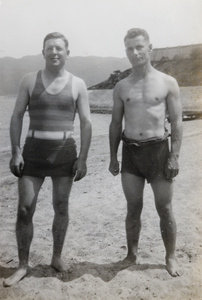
73, 79, 92, 181
10, 75, 30, 177
165, 76, 183, 180
109, 83, 124, 176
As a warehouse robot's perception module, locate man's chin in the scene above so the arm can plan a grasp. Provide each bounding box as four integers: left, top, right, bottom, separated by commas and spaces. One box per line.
49, 61, 61, 67
50, 58, 60, 63
132, 61, 144, 67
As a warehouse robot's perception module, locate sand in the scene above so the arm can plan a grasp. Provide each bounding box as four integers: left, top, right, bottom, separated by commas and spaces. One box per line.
0, 114, 201, 300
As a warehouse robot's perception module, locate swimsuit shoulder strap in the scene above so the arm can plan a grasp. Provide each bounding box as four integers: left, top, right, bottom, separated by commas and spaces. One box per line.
30, 70, 45, 99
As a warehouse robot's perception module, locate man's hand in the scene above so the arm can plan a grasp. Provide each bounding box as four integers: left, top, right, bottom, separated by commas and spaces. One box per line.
109, 159, 120, 176
165, 155, 179, 180
9, 154, 24, 177
73, 158, 87, 181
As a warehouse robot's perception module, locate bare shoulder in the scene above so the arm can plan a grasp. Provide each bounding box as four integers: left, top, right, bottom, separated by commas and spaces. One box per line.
21, 71, 38, 84
20, 71, 38, 93
114, 76, 129, 95
116, 75, 131, 88
156, 69, 179, 92
155, 70, 181, 110
113, 80, 127, 105
72, 74, 87, 89
114, 75, 134, 103
71, 74, 88, 100
13, 72, 39, 109
14, 71, 38, 100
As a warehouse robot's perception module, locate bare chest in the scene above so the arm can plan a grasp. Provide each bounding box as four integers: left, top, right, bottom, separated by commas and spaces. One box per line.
121, 79, 168, 108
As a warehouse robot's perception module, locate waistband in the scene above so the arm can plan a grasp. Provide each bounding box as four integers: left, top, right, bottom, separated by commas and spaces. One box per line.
121, 131, 170, 147
27, 130, 73, 140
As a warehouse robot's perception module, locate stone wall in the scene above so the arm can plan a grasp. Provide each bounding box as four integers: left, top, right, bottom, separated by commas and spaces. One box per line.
151, 44, 202, 61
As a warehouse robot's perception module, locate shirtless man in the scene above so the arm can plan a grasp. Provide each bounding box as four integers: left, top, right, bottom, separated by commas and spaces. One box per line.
109, 28, 183, 277
3, 32, 92, 286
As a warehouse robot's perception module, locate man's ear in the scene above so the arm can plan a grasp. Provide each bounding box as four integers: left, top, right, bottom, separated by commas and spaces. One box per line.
42, 49, 45, 58
67, 49, 70, 56
149, 44, 153, 53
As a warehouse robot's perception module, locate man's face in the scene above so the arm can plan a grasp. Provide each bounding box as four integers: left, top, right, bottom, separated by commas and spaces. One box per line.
125, 35, 152, 67
42, 38, 69, 67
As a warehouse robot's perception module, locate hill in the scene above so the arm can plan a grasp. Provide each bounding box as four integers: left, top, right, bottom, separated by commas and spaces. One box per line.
0, 43, 201, 95
0, 55, 130, 95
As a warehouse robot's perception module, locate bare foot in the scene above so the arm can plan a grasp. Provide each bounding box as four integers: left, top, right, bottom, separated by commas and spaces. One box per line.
166, 257, 183, 277
3, 268, 27, 287
51, 256, 69, 272
120, 254, 137, 269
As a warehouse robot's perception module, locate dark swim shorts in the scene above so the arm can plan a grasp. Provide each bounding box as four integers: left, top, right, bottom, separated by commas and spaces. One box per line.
121, 132, 170, 183
22, 137, 77, 177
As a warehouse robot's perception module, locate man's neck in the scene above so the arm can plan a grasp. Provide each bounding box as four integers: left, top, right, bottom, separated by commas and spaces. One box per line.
131, 62, 152, 79
44, 65, 66, 79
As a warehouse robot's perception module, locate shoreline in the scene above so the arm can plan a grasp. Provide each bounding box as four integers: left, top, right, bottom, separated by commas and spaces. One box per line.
90, 108, 202, 120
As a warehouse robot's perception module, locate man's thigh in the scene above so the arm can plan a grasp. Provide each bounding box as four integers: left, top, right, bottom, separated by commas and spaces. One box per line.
151, 178, 174, 207
51, 177, 73, 208
18, 176, 44, 207
121, 172, 145, 206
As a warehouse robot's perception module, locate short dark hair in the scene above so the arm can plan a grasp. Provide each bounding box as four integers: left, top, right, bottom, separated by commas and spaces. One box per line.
124, 28, 150, 43
43, 32, 69, 49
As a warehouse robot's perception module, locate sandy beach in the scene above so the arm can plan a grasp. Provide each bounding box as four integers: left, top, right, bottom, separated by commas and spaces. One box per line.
0, 96, 202, 299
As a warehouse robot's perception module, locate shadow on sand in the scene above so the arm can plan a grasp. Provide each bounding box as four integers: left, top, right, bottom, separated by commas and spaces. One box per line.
0, 260, 165, 284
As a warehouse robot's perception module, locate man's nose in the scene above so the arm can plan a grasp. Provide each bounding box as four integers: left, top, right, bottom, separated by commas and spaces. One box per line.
52, 47, 57, 54
133, 49, 138, 55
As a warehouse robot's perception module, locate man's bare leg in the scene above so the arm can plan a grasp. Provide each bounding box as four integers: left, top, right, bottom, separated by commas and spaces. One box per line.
121, 173, 145, 265
151, 178, 183, 277
51, 177, 73, 272
3, 176, 44, 287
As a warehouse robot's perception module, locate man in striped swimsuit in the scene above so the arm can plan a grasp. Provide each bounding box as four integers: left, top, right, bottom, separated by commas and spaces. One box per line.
4, 32, 92, 286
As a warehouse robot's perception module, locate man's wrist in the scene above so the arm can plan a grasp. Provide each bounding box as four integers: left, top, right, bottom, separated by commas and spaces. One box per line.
78, 155, 87, 162
169, 152, 179, 160
12, 146, 21, 156
110, 155, 118, 161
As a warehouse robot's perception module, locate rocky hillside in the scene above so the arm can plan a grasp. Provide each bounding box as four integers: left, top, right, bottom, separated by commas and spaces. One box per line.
88, 57, 202, 90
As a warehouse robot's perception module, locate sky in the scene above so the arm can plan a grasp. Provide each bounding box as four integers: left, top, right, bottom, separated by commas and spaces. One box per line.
0, 0, 201, 59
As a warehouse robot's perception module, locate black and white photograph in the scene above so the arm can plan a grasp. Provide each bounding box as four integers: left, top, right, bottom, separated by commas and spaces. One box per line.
0, 0, 201, 299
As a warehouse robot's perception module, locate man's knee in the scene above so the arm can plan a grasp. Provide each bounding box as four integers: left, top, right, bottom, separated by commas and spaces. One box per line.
127, 201, 143, 220
17, 205, 34, 224
53, 200, 69, 216
156, 203, 173, 220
